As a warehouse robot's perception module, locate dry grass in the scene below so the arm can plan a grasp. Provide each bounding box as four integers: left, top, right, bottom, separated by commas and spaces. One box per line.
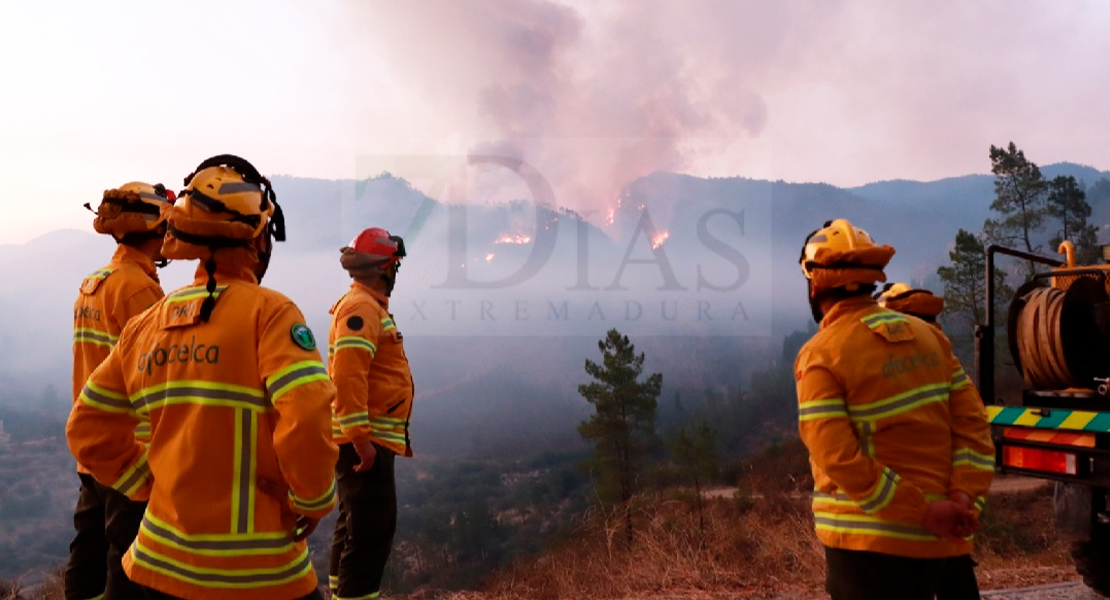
0, 567, 64, 600
444, 493, 826, 600
414, 481, 1077, 600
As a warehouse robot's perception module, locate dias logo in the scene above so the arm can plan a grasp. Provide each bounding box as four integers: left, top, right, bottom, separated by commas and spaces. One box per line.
137, 336, 221, 375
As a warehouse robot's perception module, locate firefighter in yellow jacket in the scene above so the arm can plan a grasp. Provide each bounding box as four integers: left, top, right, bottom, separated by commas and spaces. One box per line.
794, 219, 994, 600
327, 226, 414, 600
876, 281, 983, 600
68, 182, 172, 600
66, 155, 339, 600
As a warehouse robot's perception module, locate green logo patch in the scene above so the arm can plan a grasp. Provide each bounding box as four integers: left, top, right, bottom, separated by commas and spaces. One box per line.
290, 324, 317, 351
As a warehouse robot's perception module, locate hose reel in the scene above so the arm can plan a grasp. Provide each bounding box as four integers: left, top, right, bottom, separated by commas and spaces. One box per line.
1008, 276, 1110, 390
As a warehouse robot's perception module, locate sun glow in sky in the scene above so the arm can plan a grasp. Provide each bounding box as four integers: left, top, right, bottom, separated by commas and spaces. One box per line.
4, 0, 1110, 244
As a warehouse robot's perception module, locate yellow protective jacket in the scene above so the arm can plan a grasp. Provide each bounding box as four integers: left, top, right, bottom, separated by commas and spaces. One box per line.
72, 244, 163, 462
794, 296, 994, 558
328, 282, 414, 456
66, 261, 339, 600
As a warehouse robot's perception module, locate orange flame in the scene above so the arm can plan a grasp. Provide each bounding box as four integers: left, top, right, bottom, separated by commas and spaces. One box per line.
495, 233, 532, 244
485, 253, 495, 262
651, 230, 670, 249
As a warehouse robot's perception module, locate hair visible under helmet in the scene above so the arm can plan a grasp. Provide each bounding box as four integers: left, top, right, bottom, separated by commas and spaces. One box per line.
799, 219, 895, 323
87, 181, 174, 247
875, 282, 945, 323
340, 227, 406, 296
161, 154, 286, 322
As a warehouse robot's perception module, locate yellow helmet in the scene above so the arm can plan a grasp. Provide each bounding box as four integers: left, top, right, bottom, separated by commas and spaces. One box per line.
876, 282, 915, 306
799, 219, 895, 291
89, 181, 173, 241
800, 219, 879, 278
163, 155, 285, 258
876, 282, 944, 320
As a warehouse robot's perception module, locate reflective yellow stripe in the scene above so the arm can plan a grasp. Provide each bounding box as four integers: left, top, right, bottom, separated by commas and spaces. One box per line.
290, 479, 337, 512
80, 382, 132, 413
951, 367, 971, 390
74, 327, 118, 347
848, 382, 949, 422
113, 452, 151, 497
165, 285, 228, 304
141, 513, 294, 557
857, 468, 899, 513
134, 421, 151, 442
799, 398, 847, 421
336, 591, 381, 600
131, 539, 312, 589
813, 490, 945, 509
339, 412, 371, 428
131, 381, 267, 415
371, 431, 407, 444
953, 448, 994, 471
334, 336, 376, 355
230, 409, 257, 534
380, 317, 396, 332
813, 511, 936, 541
861, 310, 908, 328
266, 361, 329, 401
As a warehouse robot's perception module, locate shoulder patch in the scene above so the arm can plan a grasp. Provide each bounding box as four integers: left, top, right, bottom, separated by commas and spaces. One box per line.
346, 316, 364, 331
290, 324, 317, 350
861, 310, 915, 343
79, 268, 115, 295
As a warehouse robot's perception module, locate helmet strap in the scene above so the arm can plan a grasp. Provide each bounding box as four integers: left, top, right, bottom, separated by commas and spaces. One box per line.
255, 234, 274, 284
380, 263, 400, 296
199, 256, 218, 323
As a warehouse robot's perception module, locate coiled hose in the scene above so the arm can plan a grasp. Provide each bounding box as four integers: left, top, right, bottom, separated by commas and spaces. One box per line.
1016, 286, 1073, 389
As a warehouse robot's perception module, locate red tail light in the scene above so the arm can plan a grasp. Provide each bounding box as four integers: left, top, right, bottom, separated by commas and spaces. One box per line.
1002, 446, 1077, 475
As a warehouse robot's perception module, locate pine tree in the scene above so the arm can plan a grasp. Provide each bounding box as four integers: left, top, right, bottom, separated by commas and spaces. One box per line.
937, 229, 1013, 331
578, 328, 661, 545
1046, 175, 1099, 265
982, 142, 1049, 277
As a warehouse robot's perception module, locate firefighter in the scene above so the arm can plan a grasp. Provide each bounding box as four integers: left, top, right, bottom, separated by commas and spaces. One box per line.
68, 181, 172, 600
875, 283, 946, 327
66, 155, 339, 600
327, 226, 414, 600
795, 219, 995, 600
875, 281, 984, 600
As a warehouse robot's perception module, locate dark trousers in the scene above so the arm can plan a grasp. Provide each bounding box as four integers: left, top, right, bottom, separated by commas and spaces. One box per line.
825, 546, 946, 600
140, 586, 324, 600
329, 443, 397, 599
65, 473, 147, 600
935, 554, 982, 600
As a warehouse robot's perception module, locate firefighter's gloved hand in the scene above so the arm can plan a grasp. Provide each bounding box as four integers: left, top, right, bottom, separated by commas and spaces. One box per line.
353, 440, 378, 473
923, 499, 977, 540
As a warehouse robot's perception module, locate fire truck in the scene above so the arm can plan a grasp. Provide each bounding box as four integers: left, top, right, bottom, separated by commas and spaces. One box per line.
982, 242, 1110, 594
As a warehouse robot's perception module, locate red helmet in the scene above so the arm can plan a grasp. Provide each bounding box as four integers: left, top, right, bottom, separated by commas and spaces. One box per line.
347, 227, 406, 268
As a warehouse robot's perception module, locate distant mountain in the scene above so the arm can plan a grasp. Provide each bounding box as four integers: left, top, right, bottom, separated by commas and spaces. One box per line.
7, 164, 1109, 457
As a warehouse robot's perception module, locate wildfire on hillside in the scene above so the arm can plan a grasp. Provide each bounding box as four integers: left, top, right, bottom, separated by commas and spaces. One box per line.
651, 230, 670, 249
485, 253, 495, 262
495, 233, 532, 244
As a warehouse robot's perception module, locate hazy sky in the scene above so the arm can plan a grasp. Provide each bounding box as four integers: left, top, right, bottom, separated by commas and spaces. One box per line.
3, 0, 1110, 244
